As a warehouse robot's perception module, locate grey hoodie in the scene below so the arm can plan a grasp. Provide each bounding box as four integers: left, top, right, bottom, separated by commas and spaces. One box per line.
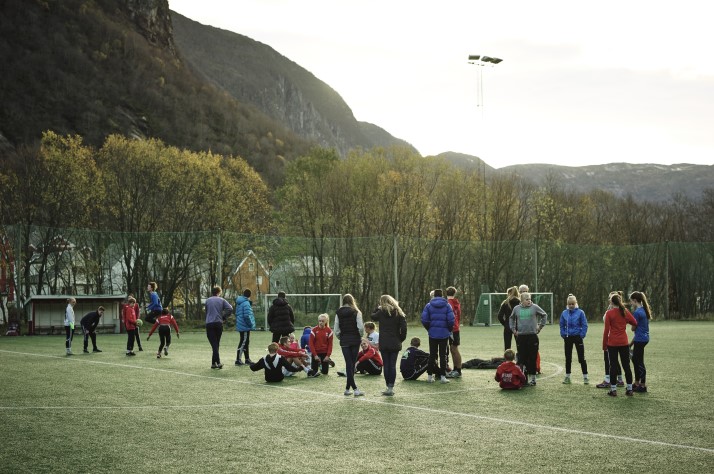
509, 304, 547, 335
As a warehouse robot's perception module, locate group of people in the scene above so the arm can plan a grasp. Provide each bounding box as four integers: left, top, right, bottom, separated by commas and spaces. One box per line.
494, 286, 652, 395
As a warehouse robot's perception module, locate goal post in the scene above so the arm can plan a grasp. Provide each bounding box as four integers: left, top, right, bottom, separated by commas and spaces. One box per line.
262, 293, 342, 332
472, 292, 554, 327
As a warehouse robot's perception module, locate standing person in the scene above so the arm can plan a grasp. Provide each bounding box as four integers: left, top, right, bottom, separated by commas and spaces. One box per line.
603, 293, 637, 397
309, 313, 335, 375
235, 288, 256, 365
629, 291, 652, 393
495, 349, 527, 390
123, 296, 139, 356
147, 308, 180, 358
497, 286, 520, 350
445, 287, 462, 378
205, 285, 233, 369
509, 292, 547, 386
400, 337, 430, 381
267, 291, 295, 343
80, 307, 104, 353
596, 291, 625, 388
334, 294, 365, 397
145, 282, 162, 324
371, 294, 407, 396
559, 294, 589, 384
421, 289, 455, 384
64, 297, 76, 355
127, 294, 143, 351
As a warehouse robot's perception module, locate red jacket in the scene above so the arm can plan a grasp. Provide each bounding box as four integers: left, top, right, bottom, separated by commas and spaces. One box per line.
123, 304, 137, 330
495, 361, 526, 389
447, 297, 461, 332
309, 325, 334, 356
357, 346, 383, 366
277, 344, 306, 359
148, 314, 180, 336
603, 307, 637, 350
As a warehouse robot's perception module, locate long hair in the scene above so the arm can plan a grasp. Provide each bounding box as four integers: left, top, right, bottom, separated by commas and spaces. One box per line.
379, 294, 405, 317
629, 291, 653, 320
342, 293, 360, 313
502, 286, 520, 307
610, 293, 627, 317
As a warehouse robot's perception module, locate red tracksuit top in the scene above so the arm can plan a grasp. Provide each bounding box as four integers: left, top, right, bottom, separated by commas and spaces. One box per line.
309, 325, 334, 356
357, 346, 383, 366
603, 307, 636, 350
495, 361, 526, 389
148, 314, 179, 336
123, 304, 137, 330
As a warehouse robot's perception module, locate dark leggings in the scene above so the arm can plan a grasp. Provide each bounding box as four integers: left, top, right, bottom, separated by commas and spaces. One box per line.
134, 326, 142, 349
603, 350, 621, 377
515, 334, 539, 376
382, 350, 399, 388
503, 326, 514, 350
607, 345, 632, 386
341, 344, 360, 390
356, 359, 382, 375
158, 326, 171, 352
237, 331, 251, 361
428, 337, 449, 377
632, 341, 648, 384
311, 352, 330, 375
82, 326, 97, 351
65, 325, 73, 349
206, 322, 224, 365
563, 336, 588, 375
126, 328, 138, 351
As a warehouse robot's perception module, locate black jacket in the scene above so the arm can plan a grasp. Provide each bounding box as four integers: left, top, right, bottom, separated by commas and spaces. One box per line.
80, 311, 101, 331
267, 298, 295, 335
371, 308, 407, 352
250, 354, 301, 382
335, 306, 361, 347
497, 297, 520, 328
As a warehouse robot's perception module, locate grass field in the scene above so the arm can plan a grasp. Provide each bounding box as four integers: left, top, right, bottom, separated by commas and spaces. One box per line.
1, 321, 713, 473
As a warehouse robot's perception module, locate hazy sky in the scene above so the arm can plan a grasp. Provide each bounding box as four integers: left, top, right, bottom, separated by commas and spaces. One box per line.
170, 0, 713, 169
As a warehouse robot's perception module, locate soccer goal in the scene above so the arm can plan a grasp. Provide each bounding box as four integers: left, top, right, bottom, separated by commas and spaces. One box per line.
473, 292, 554, 326
262, 293, 342, 331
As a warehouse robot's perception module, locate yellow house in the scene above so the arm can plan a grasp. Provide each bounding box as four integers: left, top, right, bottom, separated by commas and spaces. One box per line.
228, 250, 270, 303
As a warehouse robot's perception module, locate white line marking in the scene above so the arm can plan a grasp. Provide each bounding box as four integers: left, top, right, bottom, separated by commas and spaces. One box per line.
1, 349, 711, 455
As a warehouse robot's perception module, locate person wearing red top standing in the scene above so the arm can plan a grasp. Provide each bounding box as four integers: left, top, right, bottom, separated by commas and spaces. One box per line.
123, 296, 139, 356
495, 349, 527, 389
309, 313, 334, 375
603, 293, 637, 397
127, 294, 143, 352
446, 287, 463, 378
147, 309, 180, 359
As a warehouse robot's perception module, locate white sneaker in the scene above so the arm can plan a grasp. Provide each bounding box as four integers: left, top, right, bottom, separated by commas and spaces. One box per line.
583, 376, 590, 385
344, 389, 352, 396
381, 387, 394, 396
427, 375, 434, 383
353, 389, 365, 397
440, 376, 450, 384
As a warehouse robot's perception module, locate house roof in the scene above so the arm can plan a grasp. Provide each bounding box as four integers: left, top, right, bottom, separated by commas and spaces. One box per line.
231, 250, 270, 276
26, 294, 127, 303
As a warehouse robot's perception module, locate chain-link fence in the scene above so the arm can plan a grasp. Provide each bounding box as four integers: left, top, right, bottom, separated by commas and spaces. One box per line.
2, 224, 712, 323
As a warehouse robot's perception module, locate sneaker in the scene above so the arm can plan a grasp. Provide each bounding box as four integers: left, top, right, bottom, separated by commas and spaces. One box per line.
126, 352, 135, 356
93, 348, 102, 353
529, 380, 537, 386
235, 360, 244, 366
353, 389, 364, 397
607, 390, 617, 397
616, 380, 625, 387
562, 377, 572, 384
344, 389, 353, 396
381, 388, 394, 396
596, 381, 610, 388
625, 389, 634, 397
451, 371, 462, 378
164, 347, 168, 356
583, 377, 590, 385
634, 385, 648, 393
427, 375, 434, 383
138, 347, 143, 352
337, 371, 346, 377
328, 359, 336, 367
156, 353, 161, 359
66, 350, 73, 356
440, 377, 450, 384
211, 363, 223, 369
83, 349, 89, 353
308, 370, 321, 378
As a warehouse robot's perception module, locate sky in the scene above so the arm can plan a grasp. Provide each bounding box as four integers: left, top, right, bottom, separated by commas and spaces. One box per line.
169, 0, 714, 169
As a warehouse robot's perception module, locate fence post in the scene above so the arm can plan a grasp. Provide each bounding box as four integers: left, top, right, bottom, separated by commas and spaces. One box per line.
533, 239, 539, 292
393, 235, 399, 300
665, 240, 669, 319
216, 228, 222, 288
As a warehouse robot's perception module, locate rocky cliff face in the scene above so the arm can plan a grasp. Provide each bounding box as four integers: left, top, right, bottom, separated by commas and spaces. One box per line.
123, 0, 177, 58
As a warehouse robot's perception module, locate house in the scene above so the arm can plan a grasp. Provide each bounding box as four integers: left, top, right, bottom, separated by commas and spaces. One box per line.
24, 294, 127, 335
227, 250, 270, 305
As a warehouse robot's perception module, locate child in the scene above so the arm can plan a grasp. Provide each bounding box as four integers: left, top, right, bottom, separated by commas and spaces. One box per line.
364, 321, 380, 350
64, 298, 76, 355
147, 308, 180, 358
355, 338, 383, 375
309, 313, 335, 375
596, 291, 625, 388
278, 336, 319, 377
629, 291, 652, 393
250, 343, 303, 382
559, 294, 589, 384
495, 349, 527, 390
123, 296, 139, 356
234, 288, 256, 365
400, 337, 430, 380
299, 326, 312, 352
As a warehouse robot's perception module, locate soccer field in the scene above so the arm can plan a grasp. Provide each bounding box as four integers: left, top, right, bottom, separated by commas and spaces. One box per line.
1, 322, 713, 473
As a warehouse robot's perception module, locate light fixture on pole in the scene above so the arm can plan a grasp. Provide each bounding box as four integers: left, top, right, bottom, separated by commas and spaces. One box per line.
467, 55, 503, 110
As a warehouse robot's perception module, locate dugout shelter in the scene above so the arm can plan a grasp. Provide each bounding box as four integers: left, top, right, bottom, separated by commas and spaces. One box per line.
23, 294, 126, 335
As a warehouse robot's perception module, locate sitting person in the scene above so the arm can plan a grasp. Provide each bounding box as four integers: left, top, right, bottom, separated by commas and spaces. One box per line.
355, 338, 383, 375
495, 349, 527, 390
364, 321, 380, 350
250, 343, 303, 382
400, 337, 430, 380
278, 335, 319, 377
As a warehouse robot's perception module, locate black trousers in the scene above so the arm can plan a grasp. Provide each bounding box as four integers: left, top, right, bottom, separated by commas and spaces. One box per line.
206, 322, 223, 365
65, 325, 73, 349
607, 345, 632, 386
126, 328, 138, 351
82, 325, 97, 351
563, 335, 588, 375
503, 325, 514, 350
158, 326, 171, 352
237, 331, 251, 361
428, 337, 449, 377
515, 333, 539, 376
632, 341, 648, 384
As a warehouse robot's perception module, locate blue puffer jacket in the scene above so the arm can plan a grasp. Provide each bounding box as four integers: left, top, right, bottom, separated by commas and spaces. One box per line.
421, 297, 455, 339
559, 307, 588, 338
235, 296, 256, 332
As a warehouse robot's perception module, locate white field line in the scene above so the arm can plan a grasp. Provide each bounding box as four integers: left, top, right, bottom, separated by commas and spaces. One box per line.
1, 349, 712, 455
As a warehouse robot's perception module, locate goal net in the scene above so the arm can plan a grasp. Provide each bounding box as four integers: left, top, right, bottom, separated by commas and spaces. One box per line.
261, 293, 342, 331
472, 292, 554, 326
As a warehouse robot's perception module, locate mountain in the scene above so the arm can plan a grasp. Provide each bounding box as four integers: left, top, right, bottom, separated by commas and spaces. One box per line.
170, 11, 417, 156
